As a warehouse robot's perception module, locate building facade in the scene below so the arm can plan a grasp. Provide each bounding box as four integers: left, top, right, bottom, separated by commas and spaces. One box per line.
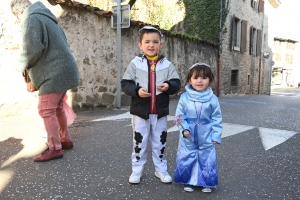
271, 38, 298, 86
219, 0, 278, 95
264, 0, 300, 88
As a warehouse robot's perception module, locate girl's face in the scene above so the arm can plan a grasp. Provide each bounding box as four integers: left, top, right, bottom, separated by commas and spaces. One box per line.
138, 32, 162, 57
189, 73, 210, 92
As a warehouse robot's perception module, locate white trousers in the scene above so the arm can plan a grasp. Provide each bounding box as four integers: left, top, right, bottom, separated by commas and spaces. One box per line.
131, 114, 168, 173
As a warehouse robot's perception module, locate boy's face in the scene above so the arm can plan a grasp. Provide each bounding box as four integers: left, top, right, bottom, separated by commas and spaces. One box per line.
138, 32, 162, 57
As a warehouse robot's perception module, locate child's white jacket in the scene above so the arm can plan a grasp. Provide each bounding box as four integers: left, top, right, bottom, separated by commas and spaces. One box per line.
121, 54, 181, 119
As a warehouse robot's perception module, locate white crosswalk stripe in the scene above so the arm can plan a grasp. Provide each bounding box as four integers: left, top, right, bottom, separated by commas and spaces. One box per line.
93, 112, 298, 151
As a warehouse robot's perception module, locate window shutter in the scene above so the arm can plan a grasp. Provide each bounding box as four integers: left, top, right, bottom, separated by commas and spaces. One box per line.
241, 20, 247, 52
230, 15, 235, 51
250, 26, 253, 54
258, 0, 264, 13
256, 29, 262, 56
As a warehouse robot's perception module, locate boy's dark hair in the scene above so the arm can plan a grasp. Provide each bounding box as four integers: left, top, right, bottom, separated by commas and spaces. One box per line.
185, 64, 214, 85
138, 26, 163, 42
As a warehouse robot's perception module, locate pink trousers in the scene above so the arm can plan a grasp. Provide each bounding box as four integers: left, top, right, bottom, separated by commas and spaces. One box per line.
38, 91, 72, 150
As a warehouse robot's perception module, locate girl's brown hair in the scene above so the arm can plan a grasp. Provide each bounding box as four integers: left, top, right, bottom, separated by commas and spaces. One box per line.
185, 63, 214, 85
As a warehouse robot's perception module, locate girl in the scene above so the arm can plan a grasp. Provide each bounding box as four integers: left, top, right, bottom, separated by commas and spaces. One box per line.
173, 63, 222, 193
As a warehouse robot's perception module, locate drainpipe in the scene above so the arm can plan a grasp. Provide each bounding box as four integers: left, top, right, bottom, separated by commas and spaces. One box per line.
217, 54, 221, 97
217, 0, 222, 97
258, 7, 265, 94
269, 55, 274, 95
258, 59, 261, 94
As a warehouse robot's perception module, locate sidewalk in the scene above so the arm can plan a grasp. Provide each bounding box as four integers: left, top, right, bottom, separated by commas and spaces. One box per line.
271, 84, 297, 89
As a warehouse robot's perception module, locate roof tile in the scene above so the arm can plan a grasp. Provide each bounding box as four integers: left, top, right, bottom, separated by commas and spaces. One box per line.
47, 0, 113, 17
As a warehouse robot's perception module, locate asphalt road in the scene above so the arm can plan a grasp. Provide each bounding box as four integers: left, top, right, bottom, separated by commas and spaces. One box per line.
1, 87, 300, 200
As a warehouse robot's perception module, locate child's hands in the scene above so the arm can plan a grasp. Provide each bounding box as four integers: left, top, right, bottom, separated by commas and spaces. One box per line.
212, 141, 218, 145
138, 88, 151, 98
183, 130, 190, 138
156, 83, 169, 91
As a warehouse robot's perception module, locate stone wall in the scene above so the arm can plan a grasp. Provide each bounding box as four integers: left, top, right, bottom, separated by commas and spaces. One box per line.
57, 4, 218, 108
0, 1, 218, 116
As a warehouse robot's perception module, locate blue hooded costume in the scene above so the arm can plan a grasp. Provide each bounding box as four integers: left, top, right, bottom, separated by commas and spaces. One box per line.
174, 85, 222, 188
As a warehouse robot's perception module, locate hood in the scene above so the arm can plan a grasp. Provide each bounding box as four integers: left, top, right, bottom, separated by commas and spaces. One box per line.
185, 84, 213, 103
22, 1, 58, 24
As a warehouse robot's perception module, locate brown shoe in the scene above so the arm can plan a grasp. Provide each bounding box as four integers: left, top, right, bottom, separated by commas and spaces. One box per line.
61, 140, 74, 149
33, 148, 63, 162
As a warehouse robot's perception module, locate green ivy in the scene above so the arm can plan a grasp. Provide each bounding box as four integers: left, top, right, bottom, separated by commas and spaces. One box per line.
137, 0, 229, 45
172, 0, 229, 44
88, 0, 229, 45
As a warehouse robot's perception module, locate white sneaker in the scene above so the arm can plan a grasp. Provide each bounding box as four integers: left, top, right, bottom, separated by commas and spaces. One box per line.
202, 187, 212, 193
154, 171, 172, 183
184, 185, 194, 192
129, 172, 142, 184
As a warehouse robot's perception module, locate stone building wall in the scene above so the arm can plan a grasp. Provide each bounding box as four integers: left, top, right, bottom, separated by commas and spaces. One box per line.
57, 5, 218, 109
0, 0, 218, 116
220, 0, 272, 95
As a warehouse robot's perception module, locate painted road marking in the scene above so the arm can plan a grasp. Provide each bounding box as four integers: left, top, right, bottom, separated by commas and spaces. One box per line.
259, 127, 297, 150
93, 112, 298, 151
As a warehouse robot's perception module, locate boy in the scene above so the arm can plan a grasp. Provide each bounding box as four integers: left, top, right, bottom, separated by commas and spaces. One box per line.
121, 26, 181, 184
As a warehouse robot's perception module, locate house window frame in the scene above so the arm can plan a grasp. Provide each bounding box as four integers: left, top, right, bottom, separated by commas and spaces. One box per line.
231, 15, 247, 52
250, 26, 261, 56
251, 0, 264, 12
233, 17, 241, 51
231, 70, 239, 86
247, 75, 250, 85
252, 27, 257, 55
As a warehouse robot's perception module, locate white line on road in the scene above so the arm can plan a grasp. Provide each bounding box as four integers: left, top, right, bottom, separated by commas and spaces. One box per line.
93, 112, 298, 151
259, 128, 297, 150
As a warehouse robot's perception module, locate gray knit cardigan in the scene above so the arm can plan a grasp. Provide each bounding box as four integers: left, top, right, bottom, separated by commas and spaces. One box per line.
18, 2, 79, 95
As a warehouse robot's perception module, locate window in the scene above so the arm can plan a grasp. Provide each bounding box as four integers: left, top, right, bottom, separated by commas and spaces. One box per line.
251, 0, 264, 12
279, 41, 281, 50
231, 15, 247, 52
247, 75, 250, 85
275, 53, 281, 61
287, 42, 295, 50
231, 70, 238, 86
250, 26, 261, 56
286, 54, 294, 64
251, 0, 259, 10
250, 27, 257, 55
286, 54, 289, 63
